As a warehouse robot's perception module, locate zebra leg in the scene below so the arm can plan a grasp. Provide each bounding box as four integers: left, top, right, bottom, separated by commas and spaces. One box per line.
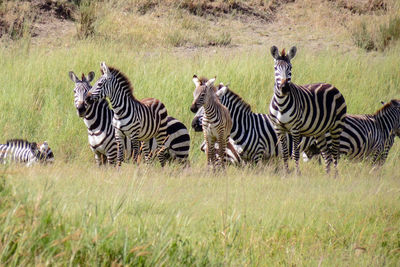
205, 134, 216, 168
131, 139, 141, 164
329, 126, 343, 174
291, 132, 301, 175
277, 132, 290, 173
105, 150, 116, 165
217, 134, 228, 169
115, 130, 126, 167
94, 152, 102, 166
141, 141, 152, 163
316, 135, 332, 174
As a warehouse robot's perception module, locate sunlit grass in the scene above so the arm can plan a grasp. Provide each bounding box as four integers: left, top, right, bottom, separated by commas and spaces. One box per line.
0, 159, 399, 265
0, 40, 399, 265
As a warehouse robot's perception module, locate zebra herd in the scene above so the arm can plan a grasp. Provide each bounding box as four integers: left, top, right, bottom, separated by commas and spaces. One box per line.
1, 46, 398, 171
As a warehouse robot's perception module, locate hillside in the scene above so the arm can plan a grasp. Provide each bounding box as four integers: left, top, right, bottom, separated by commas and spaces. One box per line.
1, 0, 398, 51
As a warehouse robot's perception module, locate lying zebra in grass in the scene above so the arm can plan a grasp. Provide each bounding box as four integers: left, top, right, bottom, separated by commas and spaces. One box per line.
0, 139, 54, 166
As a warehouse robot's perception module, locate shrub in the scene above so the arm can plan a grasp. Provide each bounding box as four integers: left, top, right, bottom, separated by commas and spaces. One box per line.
76, 0, 96, 39
351, 16, 400, 51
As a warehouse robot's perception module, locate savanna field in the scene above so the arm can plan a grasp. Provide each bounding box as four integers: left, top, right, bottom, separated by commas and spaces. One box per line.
0, 0, 400, 265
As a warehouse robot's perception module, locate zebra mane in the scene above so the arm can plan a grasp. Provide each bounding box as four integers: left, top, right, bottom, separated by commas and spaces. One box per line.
107, 67, 136, 100
6, 139, 36, 147
374, 100, 399, 116
223, 87, 252, 113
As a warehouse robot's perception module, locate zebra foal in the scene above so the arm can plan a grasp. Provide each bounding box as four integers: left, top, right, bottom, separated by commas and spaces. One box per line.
269, 46, 347, 175
190, 75, 238, 168
0, 139, 54, 166
85, 62, 169, 167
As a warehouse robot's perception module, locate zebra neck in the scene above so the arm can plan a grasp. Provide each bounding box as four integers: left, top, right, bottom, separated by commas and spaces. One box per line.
203, 100, 219, 118
376, 108, 398, 136
108, 91, 138, 115
84, 99, 112, 130
273, 84, 292, 103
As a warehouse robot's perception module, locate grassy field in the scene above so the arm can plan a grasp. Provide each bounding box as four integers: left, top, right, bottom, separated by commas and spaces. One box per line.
0, 0, 400, 265
0, 40, 399, 266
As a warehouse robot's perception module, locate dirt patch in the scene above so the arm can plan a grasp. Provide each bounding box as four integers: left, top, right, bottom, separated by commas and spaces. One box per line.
0, 0, 75, 40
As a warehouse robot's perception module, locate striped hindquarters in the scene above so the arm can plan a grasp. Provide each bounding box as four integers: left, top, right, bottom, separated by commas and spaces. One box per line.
146, 116, 190, 162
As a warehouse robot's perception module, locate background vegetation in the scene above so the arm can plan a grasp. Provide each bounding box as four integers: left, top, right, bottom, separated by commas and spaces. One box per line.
0, 0, 399, 265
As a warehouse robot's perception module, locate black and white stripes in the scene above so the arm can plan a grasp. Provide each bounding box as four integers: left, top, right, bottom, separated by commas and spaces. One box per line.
191, 83, 315, 163
269, 46, 347, 174
304, 99, 400, 165
85, 63, 169, 167
0, 139, 54, 166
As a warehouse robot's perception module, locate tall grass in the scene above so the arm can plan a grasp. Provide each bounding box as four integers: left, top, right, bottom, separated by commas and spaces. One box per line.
0, 161, 399, 265
0, 42, 399, 265
0, 42, 399, 162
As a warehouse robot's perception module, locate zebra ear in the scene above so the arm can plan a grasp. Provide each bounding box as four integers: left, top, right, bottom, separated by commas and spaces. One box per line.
100, 62, 110, 76
206, 77, 216, 87
288, 46, 297, 60
192, 75, 201, 87
86, 71, 95, 83
216, 86, 228, 97
69, 71, 79, 83
270, 46, 279, 59
381, 101, 386, 105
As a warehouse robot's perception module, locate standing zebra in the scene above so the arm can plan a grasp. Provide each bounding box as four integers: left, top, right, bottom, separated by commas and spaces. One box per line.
69, 71, 132, 165
269, 46, 347, 174
70, 71, 190, 165
190, 76, 237, 168
0, 139, 54, 166
303, 99, 400, 165
191, 82, 315, 163
85, 62, 169, 167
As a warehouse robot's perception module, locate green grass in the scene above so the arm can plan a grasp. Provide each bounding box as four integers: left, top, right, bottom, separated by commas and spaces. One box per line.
0, 41, 399, 265
0, 161, 399, 265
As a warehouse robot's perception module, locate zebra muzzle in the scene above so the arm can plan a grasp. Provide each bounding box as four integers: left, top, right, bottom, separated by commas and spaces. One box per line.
190, 104, 199, 113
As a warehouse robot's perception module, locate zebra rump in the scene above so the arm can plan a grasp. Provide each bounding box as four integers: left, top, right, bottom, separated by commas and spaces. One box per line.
0, 139, 54, 166
146, 116, 190, 163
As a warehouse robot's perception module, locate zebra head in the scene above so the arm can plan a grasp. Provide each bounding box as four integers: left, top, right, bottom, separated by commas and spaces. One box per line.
270, 45, 297, 94
86, 62, 112, 105
69, 71, 95, 117
190, 75, 216, 113
37, 141, 55, 164
191, 82, 229, 132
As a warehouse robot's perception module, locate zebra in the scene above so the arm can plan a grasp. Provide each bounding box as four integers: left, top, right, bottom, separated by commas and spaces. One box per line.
269, 46, 347, 174
145, 116, 190, 164
191, 82, 315, 163
190, 75, 238, 168
0, 139, 54, 166
303, 99, 400, 165
69, 71, 130, 165
70, 71, 190, 166
85, 62, 169, 167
